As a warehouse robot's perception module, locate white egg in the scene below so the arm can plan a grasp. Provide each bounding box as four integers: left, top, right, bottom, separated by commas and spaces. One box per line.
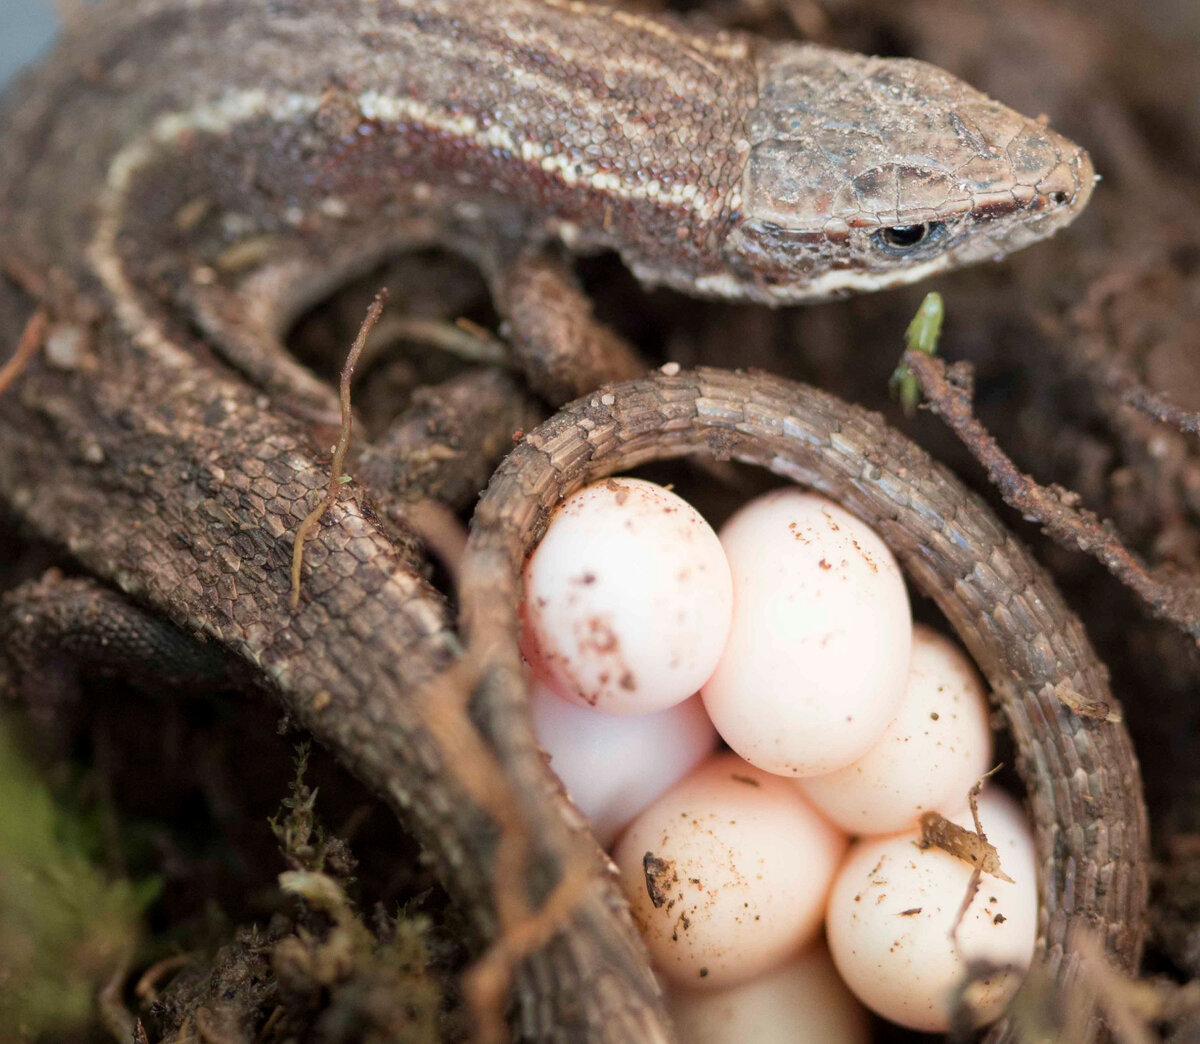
521, 477, 733, 715
701, 489, 912, 776
798, 624, 994, 834
529, 679, 718, 847
613, 753, 847, 989
665, 942, 871, 1044
825, 788, 1038, 1032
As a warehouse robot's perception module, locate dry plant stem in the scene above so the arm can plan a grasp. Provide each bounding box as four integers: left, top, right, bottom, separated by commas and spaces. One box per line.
465, 851, 595, 1044
259, 1006, 286, 1039
98, 958, 137, 1044
905, 349, 1200, 644
1109, 373, 1200, 437
1064, 266, 1200, 437
290, 292, 387, 609
356, 369, 544, 516
1062, 930, 1200, 1044
379, 315, 512, 368
134, 955, 195, 1004
462, 367, 1148, 1042
946, 766, 1010, 961
0, 307, 47, 396
406, 498, 470, 586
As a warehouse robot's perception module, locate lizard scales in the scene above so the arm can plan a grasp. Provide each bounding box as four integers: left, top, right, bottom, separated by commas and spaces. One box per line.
1, 0, 1092, 345
0, 1, 1137, 1042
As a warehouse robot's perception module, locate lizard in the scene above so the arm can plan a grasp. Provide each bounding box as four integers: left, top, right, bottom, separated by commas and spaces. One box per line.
0, 0, 1133, 1040
0, 0, 1094, 410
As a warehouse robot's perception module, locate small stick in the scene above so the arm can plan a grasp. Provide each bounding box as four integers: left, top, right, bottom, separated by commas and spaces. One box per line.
905, 348, 1200, 645
134, 953, 193, 1003
383, 315, 512, 366
1110, 374, 1200, 436
463, 853, 593, 1044
290, 291, 387, 609
0, 308, 48, 397
97, 958, 137, 1044
406, 497, 469, 588
944, 768, 1009, 950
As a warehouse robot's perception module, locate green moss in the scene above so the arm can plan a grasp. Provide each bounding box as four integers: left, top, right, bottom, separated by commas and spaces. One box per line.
0, 715, 158, 1040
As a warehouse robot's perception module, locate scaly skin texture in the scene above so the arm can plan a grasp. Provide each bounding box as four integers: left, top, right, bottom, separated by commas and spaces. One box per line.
0, 287, 676, 1041
0, 1, 1138, 1040
0, 0, 1093, 335
462, 369, 1149, 1041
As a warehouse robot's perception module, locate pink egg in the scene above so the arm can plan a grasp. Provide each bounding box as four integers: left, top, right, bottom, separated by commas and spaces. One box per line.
529, 680, 718, 847
798, 624, 995, 834
702, 489, 912, 776
613, 753, 847, 988
664, 943, 871, 1044
825, 788, 1038, 1031
522, 477, 733, 715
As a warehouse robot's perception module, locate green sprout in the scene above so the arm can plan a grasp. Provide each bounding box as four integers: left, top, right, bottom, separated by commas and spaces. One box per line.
889, 292, 945, 418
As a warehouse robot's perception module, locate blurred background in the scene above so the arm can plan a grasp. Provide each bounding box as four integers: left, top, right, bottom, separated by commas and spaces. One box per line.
0, 0, 58, 89
2, 1, 1200, 1041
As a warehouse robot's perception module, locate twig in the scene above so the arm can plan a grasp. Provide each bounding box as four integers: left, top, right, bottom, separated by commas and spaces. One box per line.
905, 349, 1200, 644
290, 291, 387, 609
406, 498, 469, 589
1063, 263, 1200, 437
0, 308, 48, 397
943, 769, 1008, 950
290, 288, 593, 1038
135, 953, 194, 1003
1109, 373, 1200, 436
1067, 930, 1200, 1043
463, 852, 593, 1044
382, 315, 512, 367
258, 1005, 286, 1040
97, 958, 137, 1044
1, 255, 50, 300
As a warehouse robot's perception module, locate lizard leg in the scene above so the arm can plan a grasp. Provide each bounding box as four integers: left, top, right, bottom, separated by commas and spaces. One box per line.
0, 572, 237, 723
355, 367, 545, 582
357, 368, 545, 516
492, 249, 648, 404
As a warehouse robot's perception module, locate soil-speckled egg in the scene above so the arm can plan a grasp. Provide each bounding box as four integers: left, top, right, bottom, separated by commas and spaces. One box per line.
702, 490, 911, 776
798, 624, 994, 834
530, 680, 718, 847
522, 477, 733, 714
825, 788, 1037, 1031
613, 753, 846, 988
665, 942, 871, 1044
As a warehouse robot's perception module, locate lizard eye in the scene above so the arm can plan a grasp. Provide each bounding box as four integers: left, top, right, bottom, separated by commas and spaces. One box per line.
872, 222, 947, 255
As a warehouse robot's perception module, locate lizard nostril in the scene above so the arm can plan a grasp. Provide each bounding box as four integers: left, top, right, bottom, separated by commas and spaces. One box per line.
1049, 190, 1070, 206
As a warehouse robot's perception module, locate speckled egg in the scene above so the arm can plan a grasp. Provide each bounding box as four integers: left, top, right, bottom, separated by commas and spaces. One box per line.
522, 477, 733, 715
613, 753, 847, 988
702, 489, 912, 776
665, 942, 871, 1044
798, 624, 994, 834
825, 788, 1038, 1031
529, 679, 718, 847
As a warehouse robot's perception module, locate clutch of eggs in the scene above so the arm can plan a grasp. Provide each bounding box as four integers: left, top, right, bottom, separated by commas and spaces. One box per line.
522, 478, 1037, 1040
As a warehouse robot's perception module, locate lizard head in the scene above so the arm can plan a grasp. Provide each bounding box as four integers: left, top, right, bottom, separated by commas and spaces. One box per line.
712, 43, 1094, 303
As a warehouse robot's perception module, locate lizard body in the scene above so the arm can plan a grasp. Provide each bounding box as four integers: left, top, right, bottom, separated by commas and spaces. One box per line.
0, 0, 1093, 409
0, 2, 1141, 1041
